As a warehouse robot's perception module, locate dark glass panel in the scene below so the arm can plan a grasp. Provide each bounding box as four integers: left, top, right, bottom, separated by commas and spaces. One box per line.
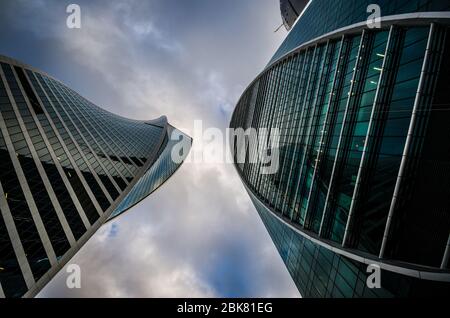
0, 210, 28, 298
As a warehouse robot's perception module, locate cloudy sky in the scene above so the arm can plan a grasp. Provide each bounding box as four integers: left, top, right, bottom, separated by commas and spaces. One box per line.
0, 0, 300, 297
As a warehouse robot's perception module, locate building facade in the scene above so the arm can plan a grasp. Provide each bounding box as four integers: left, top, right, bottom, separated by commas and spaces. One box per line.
231, 0, 450, 297
0, 55, 191, 298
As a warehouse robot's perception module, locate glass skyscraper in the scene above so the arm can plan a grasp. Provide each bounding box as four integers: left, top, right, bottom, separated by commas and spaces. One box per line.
230, 0, 450, 297
0, 55, 191, 298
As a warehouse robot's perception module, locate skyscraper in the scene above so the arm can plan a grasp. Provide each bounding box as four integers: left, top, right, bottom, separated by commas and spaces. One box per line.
230, 0, 450, 297
0, 55, 191, 298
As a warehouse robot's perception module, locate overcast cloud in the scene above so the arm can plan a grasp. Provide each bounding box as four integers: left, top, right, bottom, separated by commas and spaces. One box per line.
0, 0, 300, 297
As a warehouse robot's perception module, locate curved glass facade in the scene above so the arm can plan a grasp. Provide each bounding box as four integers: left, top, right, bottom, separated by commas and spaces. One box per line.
109, 126, 192, 220
0, 55, 190, 298
247, 186, 450, 298
231, 1, 450, 297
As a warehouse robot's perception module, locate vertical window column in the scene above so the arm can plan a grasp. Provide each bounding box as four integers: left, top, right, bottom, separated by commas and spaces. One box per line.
292, 43, 331, 226
381, 24, 449, 267
0, 65, 56, 281
276, 53, 305, 215
8, 65, 76, 255
32, 73, 103, 225
348, 27, 430, 255
24, 71, 91, 237
0, 192, 32, 297
42, 79, 121, 202
304, 38, 344, 233
281, 48, 315, 219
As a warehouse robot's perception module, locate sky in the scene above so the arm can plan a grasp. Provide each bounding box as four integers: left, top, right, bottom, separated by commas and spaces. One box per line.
0, 0, 300, 297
